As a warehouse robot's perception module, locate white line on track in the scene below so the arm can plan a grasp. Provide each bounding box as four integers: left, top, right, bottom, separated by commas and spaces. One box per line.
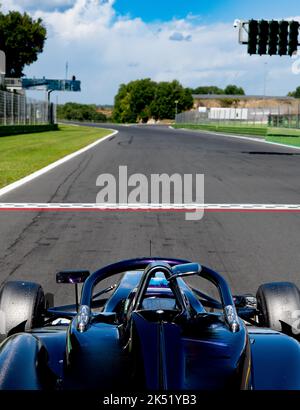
0, 129, 118, 198
0, 203, 299, 213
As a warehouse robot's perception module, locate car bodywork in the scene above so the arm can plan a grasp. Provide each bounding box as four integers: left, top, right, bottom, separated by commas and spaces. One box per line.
0, 257, 300, 390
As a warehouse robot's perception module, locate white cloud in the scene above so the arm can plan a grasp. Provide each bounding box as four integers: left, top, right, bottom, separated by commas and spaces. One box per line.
4, 0, 300, 103
1, 0, 23, 13
1, 0, 75, 12
169, 32, 192, 42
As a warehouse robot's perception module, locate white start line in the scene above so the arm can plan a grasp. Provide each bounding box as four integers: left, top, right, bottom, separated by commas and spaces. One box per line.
0, 203, 299, 213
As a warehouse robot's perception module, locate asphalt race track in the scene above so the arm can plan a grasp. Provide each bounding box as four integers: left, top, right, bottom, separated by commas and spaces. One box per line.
0, 123, 299, 305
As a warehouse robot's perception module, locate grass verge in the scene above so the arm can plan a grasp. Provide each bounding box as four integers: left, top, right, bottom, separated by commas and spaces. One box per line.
172, 123, 268, 137
266, 127, 300, 147
173, 123, 300, 148
266, 135, 300, 147
0, 124, 112, 189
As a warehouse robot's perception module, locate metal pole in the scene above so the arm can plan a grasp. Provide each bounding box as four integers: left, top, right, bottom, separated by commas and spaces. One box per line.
263, 62, 267, 98
3, 91, 6, 125
235, 106, 237, 127
11, 93, 13, 125
23, 95, 26, 124
175, 100, 178, 118
18, 94, 20, 125
47, 91, 53, 123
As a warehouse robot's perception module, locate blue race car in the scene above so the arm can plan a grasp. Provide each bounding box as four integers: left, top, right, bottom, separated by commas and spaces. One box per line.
0, 257, 300, 390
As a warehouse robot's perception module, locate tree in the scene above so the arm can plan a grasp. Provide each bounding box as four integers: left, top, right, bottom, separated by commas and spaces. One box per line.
150, 80, 193, 120
113, 79, 156, 123
224, 84, 245, 95
192, 86, 224, 95
113, 84, 133, 123
113, 79, 193, 123
0, 10, 46, 77
57, 103, 107, 122
288, 87, 300, 98
129, 78, 157, 122
192, 85, 245, 95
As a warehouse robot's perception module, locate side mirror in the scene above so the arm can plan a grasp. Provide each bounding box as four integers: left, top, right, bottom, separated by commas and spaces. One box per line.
56, 270, 90, 284
56, 270, 90, 312
168, 263, 202, 281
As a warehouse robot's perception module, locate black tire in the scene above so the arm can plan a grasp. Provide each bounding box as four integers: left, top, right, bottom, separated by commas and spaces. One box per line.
256, 282, 300, 333
0, 281, 45, 338
45, 292, 54, 309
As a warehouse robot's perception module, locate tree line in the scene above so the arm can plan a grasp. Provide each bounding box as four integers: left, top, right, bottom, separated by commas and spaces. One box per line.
56, 81, 249, 124
57, 103, 107, 122
113, 79, 193, 123
191, 85, 245, 95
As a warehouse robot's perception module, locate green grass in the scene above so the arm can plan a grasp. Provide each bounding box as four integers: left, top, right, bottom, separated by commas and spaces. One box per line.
0, 124, 112, 188
266, 135, 300, 147
174, 123, 300, 147
173, 123, 268, 137
267, 127, 300, 137
266, 127, 300, 147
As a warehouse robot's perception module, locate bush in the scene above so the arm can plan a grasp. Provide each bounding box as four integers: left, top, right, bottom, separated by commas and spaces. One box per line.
224, 85, 245, 95
57, 103, 107, 122
220, 98, 240, 107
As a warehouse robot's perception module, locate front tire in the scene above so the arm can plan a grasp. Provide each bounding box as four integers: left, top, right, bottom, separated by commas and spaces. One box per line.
256, 282, 300, 334
0, 281, 45, 338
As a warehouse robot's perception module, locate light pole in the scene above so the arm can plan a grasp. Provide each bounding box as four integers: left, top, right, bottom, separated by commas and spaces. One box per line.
263, 62, 268, 98
175, 100, 179, 117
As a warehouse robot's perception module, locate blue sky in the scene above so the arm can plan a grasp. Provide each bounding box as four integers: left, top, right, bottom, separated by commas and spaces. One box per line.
3, 0, 300, 104
114, 0, 300, 23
